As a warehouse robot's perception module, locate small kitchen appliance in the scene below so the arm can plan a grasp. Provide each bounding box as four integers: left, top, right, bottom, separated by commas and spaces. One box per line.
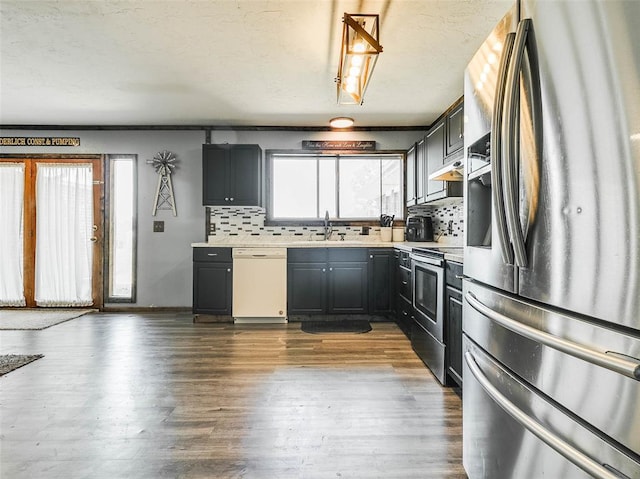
405, 216, 434, 242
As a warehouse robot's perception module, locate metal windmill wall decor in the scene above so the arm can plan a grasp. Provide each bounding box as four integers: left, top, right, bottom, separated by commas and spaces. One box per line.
148, 150, 178, 216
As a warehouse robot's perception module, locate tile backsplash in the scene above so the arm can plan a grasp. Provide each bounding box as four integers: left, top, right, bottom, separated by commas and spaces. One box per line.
408, 200, 464, 245
206, 207, 389, 241
206, 200, 465, 244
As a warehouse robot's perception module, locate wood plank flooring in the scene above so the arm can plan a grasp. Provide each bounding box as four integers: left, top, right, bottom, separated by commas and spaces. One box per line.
0, 312, 465, 479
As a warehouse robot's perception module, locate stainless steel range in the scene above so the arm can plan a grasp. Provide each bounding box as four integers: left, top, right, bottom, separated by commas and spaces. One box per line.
410, 246, 463, 384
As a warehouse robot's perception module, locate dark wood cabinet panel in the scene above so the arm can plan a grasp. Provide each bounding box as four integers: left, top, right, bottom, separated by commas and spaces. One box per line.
405, 143, 417, 207
193, 262, 232, 315
426, 119, 446, 199
446, 101, 464, 155
445, 285, 463, 387
368, 249, 394, 315
415, 138, 427, 204
328, 262, 368, 314
202, 144, 262, 206
288, 263, 327, 314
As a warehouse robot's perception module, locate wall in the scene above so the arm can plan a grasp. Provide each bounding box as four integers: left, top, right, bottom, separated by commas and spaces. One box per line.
0, 128, 423, 308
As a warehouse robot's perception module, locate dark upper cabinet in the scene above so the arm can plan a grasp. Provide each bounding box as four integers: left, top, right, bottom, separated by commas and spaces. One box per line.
446, 101, 464, 155
426, 119, 446, 199
368, 249, 395, 315
415, 138, 427, 204
202, 144, 262, 206
405, 143, 417, 207
192, 248, 233, 315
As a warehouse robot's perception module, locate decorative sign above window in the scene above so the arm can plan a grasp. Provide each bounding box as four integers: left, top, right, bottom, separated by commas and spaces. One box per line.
0, 137, 81, 147
302, 140, 376, 151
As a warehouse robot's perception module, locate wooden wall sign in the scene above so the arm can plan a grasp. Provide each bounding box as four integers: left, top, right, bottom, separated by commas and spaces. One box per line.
0, 137, 81, 147
302, 140, 376, 151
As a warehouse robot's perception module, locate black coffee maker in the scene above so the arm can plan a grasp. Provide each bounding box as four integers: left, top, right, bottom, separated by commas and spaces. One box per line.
405, 216, 434, 242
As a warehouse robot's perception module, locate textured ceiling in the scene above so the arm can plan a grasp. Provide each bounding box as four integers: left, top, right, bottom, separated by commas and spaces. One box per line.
0, 0, 512, 127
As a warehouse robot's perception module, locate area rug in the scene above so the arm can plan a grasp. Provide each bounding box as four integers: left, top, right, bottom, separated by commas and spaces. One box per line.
301, 319, 372, 334
0, 354, 44, 376
0, 309, 95, 330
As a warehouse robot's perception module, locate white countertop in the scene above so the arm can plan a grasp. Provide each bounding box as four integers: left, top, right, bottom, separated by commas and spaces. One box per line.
191, 238, 464, 262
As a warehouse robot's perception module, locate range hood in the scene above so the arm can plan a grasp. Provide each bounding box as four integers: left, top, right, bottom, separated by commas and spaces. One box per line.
428, 159, 464, 182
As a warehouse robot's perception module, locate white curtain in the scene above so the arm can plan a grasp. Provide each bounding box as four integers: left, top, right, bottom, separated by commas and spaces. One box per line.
0, 163, 26, 306
35, 163, 94, 307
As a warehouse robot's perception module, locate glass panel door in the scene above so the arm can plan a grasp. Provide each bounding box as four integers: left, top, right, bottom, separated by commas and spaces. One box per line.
0, 163, 26, 306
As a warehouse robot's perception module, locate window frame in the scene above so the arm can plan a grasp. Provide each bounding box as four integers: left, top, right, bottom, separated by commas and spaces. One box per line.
265, 149, 405, 226
104, 154, 138, 303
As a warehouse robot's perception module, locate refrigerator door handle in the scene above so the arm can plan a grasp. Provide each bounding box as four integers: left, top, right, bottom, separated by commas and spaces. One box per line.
502, 19, 532, 268
491, 32, 516, 265
464, 351, 630, 479
465, 291, 640, 381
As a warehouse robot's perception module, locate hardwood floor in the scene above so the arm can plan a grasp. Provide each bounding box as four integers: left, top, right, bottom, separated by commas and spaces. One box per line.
0, 312, 465, 478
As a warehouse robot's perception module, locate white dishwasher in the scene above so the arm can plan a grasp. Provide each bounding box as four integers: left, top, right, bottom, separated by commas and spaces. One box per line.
232, 248, 287, 323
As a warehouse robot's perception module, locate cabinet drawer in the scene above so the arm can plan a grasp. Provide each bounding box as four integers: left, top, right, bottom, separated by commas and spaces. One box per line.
288, 248, 328, 263
398, 265, 411, 301
328, 248, 367, 262
445, 261, 463, 289
193, 247, 232, 262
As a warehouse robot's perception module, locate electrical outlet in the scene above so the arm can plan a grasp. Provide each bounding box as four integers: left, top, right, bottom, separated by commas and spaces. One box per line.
153, 221, 164, 232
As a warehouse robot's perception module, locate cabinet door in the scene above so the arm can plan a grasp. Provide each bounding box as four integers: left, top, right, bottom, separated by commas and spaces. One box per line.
287, 263, 327, 314
229, 145, 261, 206
415, 138, 427, 204
193, 262, 232, 314
446, 101, 464, 155
202, 146, 228, 205
368, 249, 394, 315
426, 119, 446, 198
328, 262, 368, 314
405, 144, 416, 206
446, 285, 463, 387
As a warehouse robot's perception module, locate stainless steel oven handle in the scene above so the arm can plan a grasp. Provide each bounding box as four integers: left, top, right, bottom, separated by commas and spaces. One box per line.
491, 32, 516, 265
409, 254, 443, 267
464, 351, 628, 479
465, 292, 640, 381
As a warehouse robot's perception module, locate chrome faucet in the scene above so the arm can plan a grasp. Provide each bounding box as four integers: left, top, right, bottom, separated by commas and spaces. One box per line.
323, 210, 333, 240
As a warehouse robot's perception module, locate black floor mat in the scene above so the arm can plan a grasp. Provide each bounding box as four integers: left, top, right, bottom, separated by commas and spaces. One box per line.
301, 320, 372, 334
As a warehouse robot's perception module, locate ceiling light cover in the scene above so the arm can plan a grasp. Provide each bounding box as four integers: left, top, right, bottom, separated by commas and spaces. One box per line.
329, 117, 354, 128
336, 13, 383, 105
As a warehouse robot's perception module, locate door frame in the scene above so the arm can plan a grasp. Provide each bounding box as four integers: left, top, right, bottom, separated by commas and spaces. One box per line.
0, 154, 105, 309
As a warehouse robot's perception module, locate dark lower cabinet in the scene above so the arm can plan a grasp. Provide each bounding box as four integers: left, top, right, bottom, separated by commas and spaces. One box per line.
193, 248, 233, 315
445, 261, 463, 387
368, 249, 395, 316
287, 248, 368, 316
288, 262, 326, 314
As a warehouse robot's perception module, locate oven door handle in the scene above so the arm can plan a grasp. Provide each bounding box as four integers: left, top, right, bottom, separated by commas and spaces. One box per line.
409, 254, 443, 267
464, 352, 630, 479
465, 292, 640, 381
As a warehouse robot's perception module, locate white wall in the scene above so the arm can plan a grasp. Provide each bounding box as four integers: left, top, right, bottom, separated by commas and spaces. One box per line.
0, 128, 423, 307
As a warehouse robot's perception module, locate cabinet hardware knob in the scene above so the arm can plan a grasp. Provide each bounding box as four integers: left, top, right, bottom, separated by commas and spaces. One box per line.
329, 267, 333, 271
402, 281, 408, 285
322, 268, 326, 272
455, 275, 465, 279
230, 198, 234, 201
227, 268, 231, 272
207, 253, 218, 256
225, 197, 229, 201
370, 255, 373, 259
459, 133, 463, 139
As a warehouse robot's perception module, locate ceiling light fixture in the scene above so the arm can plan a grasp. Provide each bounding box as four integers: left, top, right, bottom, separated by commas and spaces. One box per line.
335, 13, 383, 105
329, 117, 354, 128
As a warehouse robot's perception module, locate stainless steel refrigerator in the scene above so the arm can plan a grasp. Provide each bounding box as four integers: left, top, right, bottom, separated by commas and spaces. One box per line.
462, 1, 640, 478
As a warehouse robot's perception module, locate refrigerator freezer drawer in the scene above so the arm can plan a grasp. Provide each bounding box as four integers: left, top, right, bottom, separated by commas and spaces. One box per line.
463, 335, 640, 479
463, 280, 640, 462
411, 320, 446, 385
